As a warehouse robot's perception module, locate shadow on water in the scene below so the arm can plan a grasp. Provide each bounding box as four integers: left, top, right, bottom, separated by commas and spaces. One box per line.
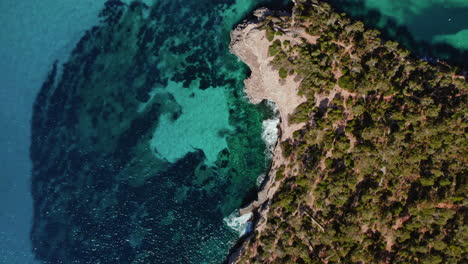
408, 5, 468, 38
234, 0, 294, 28
255, 0, 294, 13
328, 0, 468, 69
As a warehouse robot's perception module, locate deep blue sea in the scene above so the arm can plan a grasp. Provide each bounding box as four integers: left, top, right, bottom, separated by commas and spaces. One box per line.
0, 0, 466, 263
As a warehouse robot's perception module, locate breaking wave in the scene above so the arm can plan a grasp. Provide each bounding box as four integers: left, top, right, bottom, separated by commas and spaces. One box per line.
224, 210, 253, 236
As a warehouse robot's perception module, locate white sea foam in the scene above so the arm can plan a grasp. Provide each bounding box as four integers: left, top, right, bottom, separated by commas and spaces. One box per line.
223, 210, 253, 236
262, 101, 280, 156
256, 101, 280, 186
262, 117, 279, 157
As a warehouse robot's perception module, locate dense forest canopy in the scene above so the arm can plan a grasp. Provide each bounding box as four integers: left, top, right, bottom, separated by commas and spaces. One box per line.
237, 0, 467, 263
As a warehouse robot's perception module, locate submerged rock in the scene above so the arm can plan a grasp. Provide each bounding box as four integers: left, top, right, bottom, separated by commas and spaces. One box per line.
30, 1, 275, 263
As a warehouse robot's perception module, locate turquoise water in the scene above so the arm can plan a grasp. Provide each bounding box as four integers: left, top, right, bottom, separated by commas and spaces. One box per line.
330, 0, 468, 65
10, 0, 465, 264
29, 0, 287, 263
150, 81, 231, 164
359, 0, 468, 49
0, 1, 106, 263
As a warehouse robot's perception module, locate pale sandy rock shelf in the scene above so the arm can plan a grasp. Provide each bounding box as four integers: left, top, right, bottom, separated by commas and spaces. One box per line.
226, 7, 307, 263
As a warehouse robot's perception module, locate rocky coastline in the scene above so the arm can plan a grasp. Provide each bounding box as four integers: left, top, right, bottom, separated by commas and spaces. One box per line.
226, 6, 306, 263
227, 0, 467, 262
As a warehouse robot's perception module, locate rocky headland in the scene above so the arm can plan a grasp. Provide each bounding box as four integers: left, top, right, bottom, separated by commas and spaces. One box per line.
227, 0, 467, 263
227, 7, 307, 263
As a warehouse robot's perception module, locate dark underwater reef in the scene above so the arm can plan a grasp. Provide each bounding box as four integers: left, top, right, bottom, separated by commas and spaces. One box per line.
30, 1, 274, 263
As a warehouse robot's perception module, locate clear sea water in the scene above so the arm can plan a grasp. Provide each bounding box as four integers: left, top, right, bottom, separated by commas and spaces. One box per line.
330, 0, 468, 65
0, 0, 466, 263
28, 0, 289, 263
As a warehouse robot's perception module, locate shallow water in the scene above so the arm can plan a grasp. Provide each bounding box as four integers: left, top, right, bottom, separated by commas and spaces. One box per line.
18, 0, 467, 264
29, 0, 287, 263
